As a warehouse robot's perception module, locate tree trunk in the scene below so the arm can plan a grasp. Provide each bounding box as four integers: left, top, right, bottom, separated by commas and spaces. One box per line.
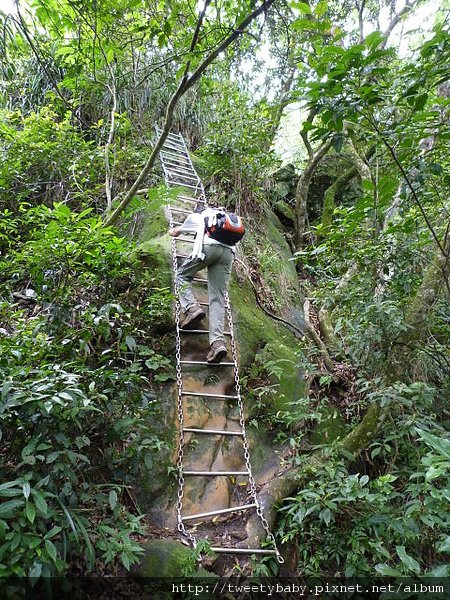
321, 145, 375, 230
293, 138, 333, 248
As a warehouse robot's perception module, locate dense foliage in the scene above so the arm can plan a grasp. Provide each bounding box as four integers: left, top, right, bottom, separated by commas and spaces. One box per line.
0, 199, 174, 576
0, 0, 449, 582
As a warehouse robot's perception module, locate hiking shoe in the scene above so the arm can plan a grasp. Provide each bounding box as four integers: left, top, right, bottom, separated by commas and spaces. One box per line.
206, 340, 227, 363
180, 305, 205, 329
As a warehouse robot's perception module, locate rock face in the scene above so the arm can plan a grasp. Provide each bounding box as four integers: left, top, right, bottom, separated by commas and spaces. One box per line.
134, 202, 304, 572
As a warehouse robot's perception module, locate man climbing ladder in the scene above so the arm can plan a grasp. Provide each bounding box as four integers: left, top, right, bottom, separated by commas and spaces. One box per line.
169, 206, 244, 363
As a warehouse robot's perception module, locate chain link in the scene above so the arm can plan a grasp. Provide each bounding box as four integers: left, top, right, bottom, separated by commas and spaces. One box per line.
158, 128, 283, 564
224, 292, 284, 564
168, 204, 197, 547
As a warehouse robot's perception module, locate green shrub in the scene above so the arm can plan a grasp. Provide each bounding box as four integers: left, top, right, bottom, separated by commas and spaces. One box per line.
0, 204, 174, 579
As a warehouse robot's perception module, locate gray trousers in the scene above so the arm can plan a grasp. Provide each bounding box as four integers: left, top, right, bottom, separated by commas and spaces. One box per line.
177, 244, 234, 345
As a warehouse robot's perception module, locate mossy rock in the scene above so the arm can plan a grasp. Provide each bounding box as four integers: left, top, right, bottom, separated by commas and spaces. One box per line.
230, 278, 303, 412
273, 200, 294, 224
243, 209, 299, 312
133, 234, 172, 289
310, 406, 347, 445
135, 539, 218, 582
135, 384, 177, 518
136, 539, 200, 578
269, 163, 297, 183
139, 206, 168, 241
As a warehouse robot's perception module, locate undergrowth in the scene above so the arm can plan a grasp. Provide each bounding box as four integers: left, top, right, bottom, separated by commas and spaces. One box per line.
0, 203, 174, 578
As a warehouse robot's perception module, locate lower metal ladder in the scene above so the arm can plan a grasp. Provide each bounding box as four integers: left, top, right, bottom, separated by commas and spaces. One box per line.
157, 128, 283, 563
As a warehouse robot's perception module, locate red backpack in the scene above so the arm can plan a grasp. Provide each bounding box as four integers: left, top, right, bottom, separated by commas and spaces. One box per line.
204, 210, 245, 246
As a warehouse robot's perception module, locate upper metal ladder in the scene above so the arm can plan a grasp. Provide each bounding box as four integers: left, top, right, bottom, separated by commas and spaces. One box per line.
156, 127, 283, 564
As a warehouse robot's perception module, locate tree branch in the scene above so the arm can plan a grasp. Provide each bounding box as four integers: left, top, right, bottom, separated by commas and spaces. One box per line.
13, 3, 78, 121
379, 0, 415, 50
104, 0, 276, 227
364, 114, 448, 259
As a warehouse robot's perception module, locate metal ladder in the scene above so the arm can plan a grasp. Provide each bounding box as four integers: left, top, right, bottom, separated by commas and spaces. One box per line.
156, 128, 283, 564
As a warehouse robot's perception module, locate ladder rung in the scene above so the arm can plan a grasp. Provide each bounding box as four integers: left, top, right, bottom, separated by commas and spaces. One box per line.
166, 172, 200, 183
165, 132, 183, 141
172, 227, 201, 238
183, 428, 243, 436
181, 503, 257, 521
164, 169, 198, 181
162, 138, 187, 149
210, 547, 278, 556
183, 470, 249, 476
170, 208, 192, 215
179, 329, 231, 335
181, 392, 238, 399
175, 237, 195, 243
164, 162, 198, 176
180, 360, 235, 366
162, 141, 188, 153
167, 181, 200, 189
173, 198, 198, 206
155, 127, 181, 138
179, 195, 205, 204
160, 151, 190, 164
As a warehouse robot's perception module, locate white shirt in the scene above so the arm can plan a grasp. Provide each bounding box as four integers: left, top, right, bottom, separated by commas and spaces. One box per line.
177, 209, 237, 258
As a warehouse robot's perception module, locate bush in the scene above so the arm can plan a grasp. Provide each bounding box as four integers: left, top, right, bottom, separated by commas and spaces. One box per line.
0, 204, 174, 578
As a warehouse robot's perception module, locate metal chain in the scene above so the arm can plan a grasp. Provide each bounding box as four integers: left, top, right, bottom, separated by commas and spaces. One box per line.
224, 292, 284, 564
158, 128, 203, 548
167, 204, 197, 547
158, 129, 283, 563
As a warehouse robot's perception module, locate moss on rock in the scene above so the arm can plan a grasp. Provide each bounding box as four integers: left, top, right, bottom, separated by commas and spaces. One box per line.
230, 278, 303, 412
135, 539, 201, 578
310, 406, 347, 445
139, 206, 168, 241
133, 234, 172, 289
273, 200, 294, 225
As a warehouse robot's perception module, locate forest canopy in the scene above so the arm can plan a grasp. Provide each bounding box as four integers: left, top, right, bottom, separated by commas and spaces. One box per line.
0, 0, 449, 585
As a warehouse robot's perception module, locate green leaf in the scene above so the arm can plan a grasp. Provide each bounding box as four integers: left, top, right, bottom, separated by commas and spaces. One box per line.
32, 491, 49, 515
396, 546, 420, 574
109, 490, 118, 511
26, 502, 36, 524
0, 480, 20, 492
414, 93, 428, 111
125, 335, 137, 351
121, 552, 131, 571
22, 482, 31, 500
315, 1, 328, 17
45, 526, 62, 540
45, 539, 57, 562
375, 564, 403, 576
0, 498, 24, 516
290, 1, 312, 14
416, 429, 450, 458
426, 564, 450, 577
437, 536, 450, 553
291, 18, 317, 32
28, 561, 42, 582
364, 31, 384, 50
319, 508, 332, 525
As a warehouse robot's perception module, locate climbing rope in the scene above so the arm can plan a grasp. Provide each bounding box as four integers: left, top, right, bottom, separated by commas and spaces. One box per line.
157, 128, 283, 564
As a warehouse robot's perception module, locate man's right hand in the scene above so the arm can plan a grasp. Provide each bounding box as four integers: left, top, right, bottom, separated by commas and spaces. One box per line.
169, 228, 180, 237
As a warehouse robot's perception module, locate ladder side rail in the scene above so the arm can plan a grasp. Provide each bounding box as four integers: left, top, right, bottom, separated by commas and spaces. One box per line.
158, 129, 283, 563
